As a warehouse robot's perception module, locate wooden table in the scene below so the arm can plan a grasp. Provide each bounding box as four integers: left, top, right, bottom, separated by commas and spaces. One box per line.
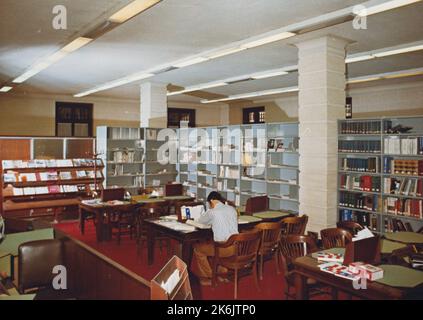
292, 254, 423, 300
144, 217, 262, 268
79, 202, 140, 242
384, 232, 423, 245
251, 211, 293, 222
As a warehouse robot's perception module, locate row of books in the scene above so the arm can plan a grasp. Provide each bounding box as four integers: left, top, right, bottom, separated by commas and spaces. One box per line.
383, 158, 423, 176
339, 192, 380, 212
383, 177, 423, 197
339, 121, 381, 135
11, 184, 98, 196
2, 159, 102, 170
384, 197, 422, 219
340, 157, 379, 173
4, 170, 102, 183
219, 166, 240, 179
384, 137, 423, 155
340, 174, 380, 192
339, 209, 378, 231
338, 140, 381, 153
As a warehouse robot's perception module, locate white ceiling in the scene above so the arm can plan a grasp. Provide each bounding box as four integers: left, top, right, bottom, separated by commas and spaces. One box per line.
1, 0, 422, 102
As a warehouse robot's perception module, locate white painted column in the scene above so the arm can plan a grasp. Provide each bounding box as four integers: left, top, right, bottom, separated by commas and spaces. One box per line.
296, 36, 348, 233
140, 82, 168, 128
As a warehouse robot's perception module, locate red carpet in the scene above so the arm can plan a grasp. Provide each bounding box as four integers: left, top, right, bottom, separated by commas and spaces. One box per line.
54, 221, 330, 300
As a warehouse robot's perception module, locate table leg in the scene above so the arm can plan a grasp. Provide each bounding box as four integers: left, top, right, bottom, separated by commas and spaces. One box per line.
182, 242, 193, 269
96, 211, 103, 242
147, 226, 157, 265
294, 272, 308, 300
79, 207, 85, 235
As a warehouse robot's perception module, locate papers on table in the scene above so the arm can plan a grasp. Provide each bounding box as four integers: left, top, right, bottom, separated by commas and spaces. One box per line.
161, 269, 180, 295
81, 199, 102, 205
159, 215, 178, 221
154, 220, 197, 233
353, 227, 375, 242
180, 205, 205, 220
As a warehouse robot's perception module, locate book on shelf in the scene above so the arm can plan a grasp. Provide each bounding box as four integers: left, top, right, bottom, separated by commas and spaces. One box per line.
339, 209, 378, 231
57, 159, 74, 167
59, 172, 73, 180
76, 171, 87, 178
48, 185, 61, 194
339, 191, 380, 212
384, 137, 423, 155
340, 174, 380, 192
384, 177, 422, 197
3, 172, 17, 183
60, 185, 79, 193
383, 197, 422, 218
383, 157, 423, 176
19, 173, 37, 182
338, 140, 381, 153
12, 187, 24, 196
340, 121, 381, 135
340, 157, 379, 173
35, 187, 49, 195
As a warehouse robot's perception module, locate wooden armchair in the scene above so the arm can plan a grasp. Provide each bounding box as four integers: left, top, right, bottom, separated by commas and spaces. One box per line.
212, 230, 262, 299
336, 221, 364, 236
280, 215, 308, 236
254, 222, 282, 280
109, 208, 138, 245
279, 235, 324, 299
320, 228, 353, 249
137, 202, 171, 256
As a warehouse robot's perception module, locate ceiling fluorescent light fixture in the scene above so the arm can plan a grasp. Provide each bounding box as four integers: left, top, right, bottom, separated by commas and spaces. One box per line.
358, 0, 422, 16
206, 47, 247, 60
173, 57, 209, 68
345, 54, 375, 63
347, 76, 382, 84
0, 86, 13, 93
241, 31, 296, 49
108, 0, 161, 23
13, 37, 92, 84
74, 73, 153, 97
373, 43, 423, 57
252, 69, 289, 80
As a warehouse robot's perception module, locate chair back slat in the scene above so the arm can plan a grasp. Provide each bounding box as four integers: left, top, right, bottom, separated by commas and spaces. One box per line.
281, 215, 308, 236
280, 235, 318, 262
320, 228, 353, 249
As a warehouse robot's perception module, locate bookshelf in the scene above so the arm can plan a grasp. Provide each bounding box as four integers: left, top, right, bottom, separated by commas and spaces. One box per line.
96, 127, 177, 195
1, 158, 104, 220
338, 116, 423, 234
176, 122, 299, 213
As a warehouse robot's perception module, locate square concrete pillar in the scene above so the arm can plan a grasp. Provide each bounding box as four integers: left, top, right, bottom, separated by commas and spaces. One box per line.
140, 82, 168, 128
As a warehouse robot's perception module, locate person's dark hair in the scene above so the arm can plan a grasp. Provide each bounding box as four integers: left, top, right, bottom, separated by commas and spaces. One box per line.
207, 191, 225, 203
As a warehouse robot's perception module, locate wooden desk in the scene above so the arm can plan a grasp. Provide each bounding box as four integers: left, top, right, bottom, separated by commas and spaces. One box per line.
292, 254, 423, 300
145, 217, 262, 268
79, 202, 139, 242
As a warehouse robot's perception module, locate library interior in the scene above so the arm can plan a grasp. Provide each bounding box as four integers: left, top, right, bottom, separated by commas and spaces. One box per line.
0, 0, 423, 301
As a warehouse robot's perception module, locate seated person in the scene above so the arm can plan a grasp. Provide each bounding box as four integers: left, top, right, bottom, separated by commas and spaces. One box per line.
193, 192, 239, 286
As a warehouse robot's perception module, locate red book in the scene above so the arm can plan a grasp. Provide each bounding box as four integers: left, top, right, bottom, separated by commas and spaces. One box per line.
419, 160, 423, 176
417, 180, 423, 197
363, 176, 372, 192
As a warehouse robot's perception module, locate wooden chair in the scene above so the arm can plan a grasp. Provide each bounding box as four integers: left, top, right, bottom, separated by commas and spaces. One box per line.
280, 215, 308, 236
109, 208, 138, 245
254, 222, 282, 280
279, 235, 324, 299
336, 221, 364, 236
388, 245, 417, 267
137, 202, 171, 256
212, 230, 262, 299
320, 228, 353, 249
